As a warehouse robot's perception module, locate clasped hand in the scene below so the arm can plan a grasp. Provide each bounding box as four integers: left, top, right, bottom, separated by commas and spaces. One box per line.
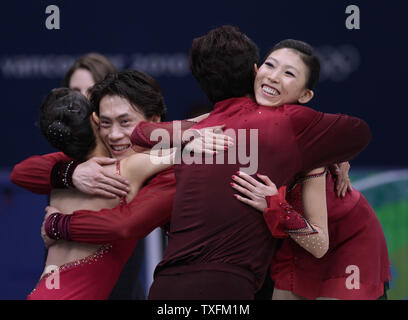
41, 206, 60, 248
183, 125, 234, 155
231, 171, 278, 212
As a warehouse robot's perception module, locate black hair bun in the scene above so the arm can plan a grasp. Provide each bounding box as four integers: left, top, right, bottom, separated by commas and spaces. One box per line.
46, 120, 72, 150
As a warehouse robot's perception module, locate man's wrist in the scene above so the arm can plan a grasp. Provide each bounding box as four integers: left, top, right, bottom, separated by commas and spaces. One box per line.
50, 160, 79, 189
45, 213, 72, 241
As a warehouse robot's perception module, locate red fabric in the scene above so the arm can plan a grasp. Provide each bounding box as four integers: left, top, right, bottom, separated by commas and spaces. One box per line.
263, 185, 315, 238
11, 151, 175, 243
27, 239, 137, 300
149, 268, 255, 300
143, 97, 371, 294
270, 172, 392, 300
69, 167, 175, 243
130, 120, 197, 149
10, 152, 71, 194
25, 160, 176, 299
263, 186, 289, 238
12, 96, 373, 297
45, 213, 72, 241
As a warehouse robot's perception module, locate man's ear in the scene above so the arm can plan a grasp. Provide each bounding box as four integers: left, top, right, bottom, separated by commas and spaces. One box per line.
298, 89, 314, 104
149, 115, 161, 123
91, 112, 100, 128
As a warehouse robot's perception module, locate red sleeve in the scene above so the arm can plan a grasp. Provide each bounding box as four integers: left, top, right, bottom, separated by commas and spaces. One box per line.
130, 120, 197, 148
69, 167, 176, 243
262, 186, 311, 239
287, 105, 371, 171
10, 152, 71, 194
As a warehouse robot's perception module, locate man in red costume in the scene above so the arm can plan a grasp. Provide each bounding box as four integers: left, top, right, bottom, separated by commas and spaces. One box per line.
131, 26, 371, 299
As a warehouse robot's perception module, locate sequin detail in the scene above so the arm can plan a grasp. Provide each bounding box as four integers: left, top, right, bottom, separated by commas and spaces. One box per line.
28, 244, 112, 296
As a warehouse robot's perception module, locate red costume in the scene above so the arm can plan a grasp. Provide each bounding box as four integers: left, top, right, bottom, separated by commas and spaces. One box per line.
11, 97, 371, 299
27, 240, 136, 300
131, 97, 371, 299
11, 156, 175, 299
23, 163, 175, 300
11, 155, 175, 243
269, 171, 391, 300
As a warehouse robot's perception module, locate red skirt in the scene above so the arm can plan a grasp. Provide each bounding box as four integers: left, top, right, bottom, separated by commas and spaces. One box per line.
270, 174, 391, 300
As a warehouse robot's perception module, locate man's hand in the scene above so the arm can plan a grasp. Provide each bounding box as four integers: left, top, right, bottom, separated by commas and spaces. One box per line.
329, 162, 352, 197
72, 157, 130, 198
41, 206, 59, 248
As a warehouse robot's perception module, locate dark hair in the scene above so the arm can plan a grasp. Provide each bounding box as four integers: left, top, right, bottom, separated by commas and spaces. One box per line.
265, 39, 320, 90
89, 69, 167, 120
62, 53, 117, 88
40, 88, 96, 161
189, 25, 260, 104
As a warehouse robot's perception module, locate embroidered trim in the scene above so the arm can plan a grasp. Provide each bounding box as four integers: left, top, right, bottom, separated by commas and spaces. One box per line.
28, 244, 112, 296
288, 168, 328, 192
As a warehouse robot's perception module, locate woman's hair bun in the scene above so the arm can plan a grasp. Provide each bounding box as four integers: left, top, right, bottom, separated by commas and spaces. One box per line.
45, 119, 72, 150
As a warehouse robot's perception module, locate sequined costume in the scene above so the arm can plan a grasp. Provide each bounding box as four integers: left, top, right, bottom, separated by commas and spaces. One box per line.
11, 154, 175, 244
12, 96, 371, 299
26, 162, 169, 300
26, 240, 137, 300
131, 97, 371, 299
269, 171, 391, 300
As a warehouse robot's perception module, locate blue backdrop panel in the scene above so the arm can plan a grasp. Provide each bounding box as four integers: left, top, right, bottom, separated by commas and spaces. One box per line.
0, 172, 47, 299
0, 0, 407, 168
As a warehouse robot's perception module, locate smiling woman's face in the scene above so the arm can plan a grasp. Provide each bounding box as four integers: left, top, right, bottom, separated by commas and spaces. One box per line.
254, 48, 313, 107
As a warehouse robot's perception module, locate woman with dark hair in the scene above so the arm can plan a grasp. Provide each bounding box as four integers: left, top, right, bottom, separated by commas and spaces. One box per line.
28, 87, 174, 300
130, 26, 372, 299
62, 52, 117, 97
231, 39, 391, 300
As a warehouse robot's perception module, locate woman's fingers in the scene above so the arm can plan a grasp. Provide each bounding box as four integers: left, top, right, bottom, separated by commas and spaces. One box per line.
235, 171, 261, 187
230, 181, 257, 199
338, 183, 346, 198
200, 129, 234, 144
204, 135, 234, 147
203, 142, 229, 151
336, 176, 352, 197
233, 171, 278, 197
233, 193, 257, 207
232, 174, 258, 193
256, 173, 276, 187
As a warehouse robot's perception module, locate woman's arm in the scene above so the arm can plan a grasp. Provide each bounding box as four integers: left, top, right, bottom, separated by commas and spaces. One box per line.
290, 168, 329, 258
121, 148, 176, 188
231, 169, 329, 258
